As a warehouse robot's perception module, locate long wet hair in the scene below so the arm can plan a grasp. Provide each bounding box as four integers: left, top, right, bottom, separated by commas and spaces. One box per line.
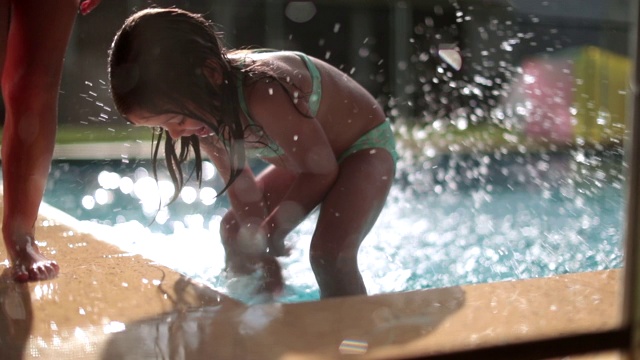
109, 8, 305, 202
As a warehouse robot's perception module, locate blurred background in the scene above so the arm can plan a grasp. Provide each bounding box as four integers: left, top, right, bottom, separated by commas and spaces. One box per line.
50, 0, 632, 132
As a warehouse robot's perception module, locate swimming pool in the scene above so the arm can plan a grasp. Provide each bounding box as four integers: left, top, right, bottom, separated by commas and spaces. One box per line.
38, 145, 624, 303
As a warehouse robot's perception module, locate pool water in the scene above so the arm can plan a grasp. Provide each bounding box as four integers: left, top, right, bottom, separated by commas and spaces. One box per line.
39, 147, 624, 303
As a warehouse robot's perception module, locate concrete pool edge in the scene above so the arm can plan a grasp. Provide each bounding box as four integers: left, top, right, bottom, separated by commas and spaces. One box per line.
0, 199, 624, 359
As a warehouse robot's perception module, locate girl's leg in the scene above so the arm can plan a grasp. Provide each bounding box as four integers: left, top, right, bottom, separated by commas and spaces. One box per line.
1, 0, 78, 281
310, 149, 395, 298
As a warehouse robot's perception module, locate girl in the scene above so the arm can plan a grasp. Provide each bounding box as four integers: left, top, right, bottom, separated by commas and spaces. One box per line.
1, 0, 101, 282
108, 8, 398, 298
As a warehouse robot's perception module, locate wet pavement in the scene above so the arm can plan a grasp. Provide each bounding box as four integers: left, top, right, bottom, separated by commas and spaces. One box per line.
0, 198, 625, 359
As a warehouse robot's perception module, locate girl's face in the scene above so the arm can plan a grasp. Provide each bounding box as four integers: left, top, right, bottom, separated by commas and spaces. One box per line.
126, 110, 214, 139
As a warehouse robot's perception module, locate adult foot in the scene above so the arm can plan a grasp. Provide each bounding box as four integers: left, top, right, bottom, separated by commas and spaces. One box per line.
8, 238, 59, 282
12, 253, 59, 282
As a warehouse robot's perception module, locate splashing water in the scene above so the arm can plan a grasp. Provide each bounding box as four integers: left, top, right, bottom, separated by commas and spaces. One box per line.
35, 143, 624, 304
44, 5, 627, 303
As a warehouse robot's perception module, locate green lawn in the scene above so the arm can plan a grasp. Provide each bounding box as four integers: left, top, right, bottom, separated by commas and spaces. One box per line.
394, 120, 625, 156
54, 124, 153, 144
0, 121, 623, 155
53, 122, 520, 151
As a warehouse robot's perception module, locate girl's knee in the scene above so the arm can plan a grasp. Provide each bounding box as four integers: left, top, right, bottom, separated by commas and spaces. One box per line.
309, 249, 365, 298
309, 248, 358, 274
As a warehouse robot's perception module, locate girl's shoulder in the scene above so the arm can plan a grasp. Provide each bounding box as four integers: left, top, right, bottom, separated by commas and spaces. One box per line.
229, 49, 313, 67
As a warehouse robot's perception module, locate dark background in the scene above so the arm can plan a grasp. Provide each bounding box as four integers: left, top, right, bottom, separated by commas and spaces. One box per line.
4, 0, 633, 128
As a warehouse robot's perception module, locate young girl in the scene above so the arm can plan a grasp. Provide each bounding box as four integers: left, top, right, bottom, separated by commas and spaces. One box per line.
1, 0, 101, 282
108, 8, 398, 298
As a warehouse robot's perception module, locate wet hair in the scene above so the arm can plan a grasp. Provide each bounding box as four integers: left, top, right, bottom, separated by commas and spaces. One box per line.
108, 8, 306, 201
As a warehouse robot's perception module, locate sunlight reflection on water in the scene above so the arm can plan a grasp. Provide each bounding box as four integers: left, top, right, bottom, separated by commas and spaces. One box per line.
67, 177, 623, 304
28, 146, 627, 304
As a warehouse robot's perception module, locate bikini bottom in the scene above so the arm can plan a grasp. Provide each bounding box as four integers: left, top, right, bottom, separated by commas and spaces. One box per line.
337, 120, 398, 164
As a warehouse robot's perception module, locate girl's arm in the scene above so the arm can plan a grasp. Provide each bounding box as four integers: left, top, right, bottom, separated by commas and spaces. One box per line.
199, 136, 268, 246
200, 136, 284, 294
265, 171, 337, 255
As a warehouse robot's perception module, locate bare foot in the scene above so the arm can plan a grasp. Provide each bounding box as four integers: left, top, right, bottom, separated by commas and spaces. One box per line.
7, 238, 59, 282
12, 254, 59, 282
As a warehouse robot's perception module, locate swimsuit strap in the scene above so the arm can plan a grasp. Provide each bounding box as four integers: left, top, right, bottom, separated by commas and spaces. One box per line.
236, 50, 321, 122
291, 51, 322, 117
236, 48, 279, 125
235, 51, 284, 157
236, 56, 255, 125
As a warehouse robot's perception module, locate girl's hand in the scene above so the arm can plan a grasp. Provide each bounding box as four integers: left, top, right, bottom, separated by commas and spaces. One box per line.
237, 223, 268, 254
267, 238, 291, 257
223, 247, 285, 296
259, 254, 284, 295
223, 226, 267, 275
79, 0, 102, 15
262, 223, 291, 257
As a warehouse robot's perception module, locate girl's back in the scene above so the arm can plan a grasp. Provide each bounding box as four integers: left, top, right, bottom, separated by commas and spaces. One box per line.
234, 50, 387, 157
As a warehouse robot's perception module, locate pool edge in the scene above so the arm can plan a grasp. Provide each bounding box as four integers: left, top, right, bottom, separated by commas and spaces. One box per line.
0, 199, 625, 359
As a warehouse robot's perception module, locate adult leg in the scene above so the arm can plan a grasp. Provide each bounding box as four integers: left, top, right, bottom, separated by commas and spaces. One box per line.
310, 149, 395, 298
0, 0, 8, 79
2, 0, 78, 281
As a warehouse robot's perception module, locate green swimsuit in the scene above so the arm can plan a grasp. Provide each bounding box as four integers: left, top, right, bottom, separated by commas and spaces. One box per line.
237, 51, 398, 163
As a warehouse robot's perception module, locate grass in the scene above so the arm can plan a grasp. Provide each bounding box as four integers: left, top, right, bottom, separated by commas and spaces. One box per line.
394, 119, 625, 158
53, 122, 519, 151
1, 120, 624, 157
395, 121, 545, 157
54, 124, 153, 144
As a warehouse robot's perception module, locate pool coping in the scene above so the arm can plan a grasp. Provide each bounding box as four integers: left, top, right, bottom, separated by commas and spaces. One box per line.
0, 197, 624, 359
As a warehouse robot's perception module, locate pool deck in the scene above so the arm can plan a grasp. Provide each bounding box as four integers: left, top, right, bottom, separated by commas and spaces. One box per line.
0, 196, 624, 359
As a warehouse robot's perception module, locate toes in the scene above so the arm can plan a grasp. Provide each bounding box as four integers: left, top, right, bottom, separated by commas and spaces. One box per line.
21, 261, 60, 282
28, 265, 45, 281
13, 269, 29, 283
37, 262, 59, 281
